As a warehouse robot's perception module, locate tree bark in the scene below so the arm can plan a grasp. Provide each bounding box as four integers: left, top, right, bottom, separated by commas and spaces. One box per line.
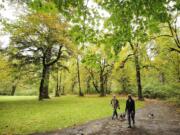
105, 77, 108, 94
108, 81, 112, 94
100, 69, 105, 96
176, 53, 180, 82
43, 65, 50, 98
39, 47, 52, 100
55, 69, 61, 97
61, 86, 65, 95
121, 77, 126, 93
86, 76, 91, 94
92, 80, 100, 93
39, 65, 50, 100
134, 54, 143, 100
159, 72, 165, 84
11, 84, 17, 96
77, 57, 83, 96
87, 68, 100, 93
71, 80, 76, 93
10, 73, 21, 96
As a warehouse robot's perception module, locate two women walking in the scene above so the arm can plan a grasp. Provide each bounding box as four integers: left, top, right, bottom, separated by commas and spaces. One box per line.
110, 94, 135, 128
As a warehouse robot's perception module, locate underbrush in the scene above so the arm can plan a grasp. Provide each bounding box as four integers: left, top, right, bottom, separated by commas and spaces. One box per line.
143, 82, 180, 100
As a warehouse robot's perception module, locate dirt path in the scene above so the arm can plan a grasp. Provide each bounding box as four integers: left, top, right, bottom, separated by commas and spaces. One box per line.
34, 101, 180, 135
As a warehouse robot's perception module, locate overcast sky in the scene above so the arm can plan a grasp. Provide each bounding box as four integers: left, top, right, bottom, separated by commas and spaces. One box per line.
0, 0, 28, 48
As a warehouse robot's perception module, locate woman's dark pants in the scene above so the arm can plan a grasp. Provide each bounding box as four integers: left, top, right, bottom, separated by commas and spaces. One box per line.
128, 111, 135, 127
112, 109, 118, 119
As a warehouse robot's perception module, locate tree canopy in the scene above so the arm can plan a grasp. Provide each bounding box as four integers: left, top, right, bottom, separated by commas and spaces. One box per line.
0, 0, 179, 101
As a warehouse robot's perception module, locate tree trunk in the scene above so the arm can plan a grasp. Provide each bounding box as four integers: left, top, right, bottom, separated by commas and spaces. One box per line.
55, 69, 60, 97
92, 81, 100, 93
39, 47, 52, 100
105, 78, 108, 95
59, 72, 62, 95
134, 54, 143, 100
159, 72, 165, 84
39, 65, 50, 100
100, 70, 105, 96
71, 80, 76, 93
108, 81, 112, 94
43, 65, 50, 99
61, 86, 65, 95
11, 84, 17, 96
121, 77, 126, 93
86, 76, 91, 94
77, 57, 83, 96
176, 53, 180, 82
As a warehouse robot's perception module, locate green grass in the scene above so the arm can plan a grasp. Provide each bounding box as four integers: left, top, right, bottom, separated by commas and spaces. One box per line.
0, 95, 144, 135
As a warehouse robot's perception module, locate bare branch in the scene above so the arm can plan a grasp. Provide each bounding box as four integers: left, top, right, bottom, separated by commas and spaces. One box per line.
149, 34, 173, 40
169, 47, 180, 53
85, 67, 100, 93
46, 45, 63, 66
120, 54, 134, 68
141, 65, 159, 70
168, 21, 180, 48
129, 41, 134, 50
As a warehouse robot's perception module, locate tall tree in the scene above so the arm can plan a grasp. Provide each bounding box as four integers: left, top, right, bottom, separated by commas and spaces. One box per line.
98, 0, 173, 100
4, 13, 73, 100
82, 46, 113, 96
68, 0, 101, 96
151, 0, 180, 53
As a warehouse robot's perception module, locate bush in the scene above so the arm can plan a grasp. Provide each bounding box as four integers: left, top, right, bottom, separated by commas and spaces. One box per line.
167, 97, 180, 106
143, 82, 180, 99
15, 89, 38, 96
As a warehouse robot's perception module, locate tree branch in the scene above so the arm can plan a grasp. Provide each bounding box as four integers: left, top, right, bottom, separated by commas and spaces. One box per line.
169, 47, 180, 53
168, 21, 180, 48
141, 64, 159, 70
174, 17, 180, 46
85, 67, 100, 93
120, 54, 134, 68
129, 41, 134, 50
149, 34, 173, 40
46, 45, 63, 66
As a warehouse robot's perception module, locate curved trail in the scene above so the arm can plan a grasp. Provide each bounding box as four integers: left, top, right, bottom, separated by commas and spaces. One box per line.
33, 101, 180, 135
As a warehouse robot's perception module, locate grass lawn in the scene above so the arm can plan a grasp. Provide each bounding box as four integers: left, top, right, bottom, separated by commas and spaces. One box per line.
0, 95, 144, 135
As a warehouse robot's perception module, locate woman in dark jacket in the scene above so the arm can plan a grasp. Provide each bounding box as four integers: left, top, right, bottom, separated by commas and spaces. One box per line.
125, 94, 135, 128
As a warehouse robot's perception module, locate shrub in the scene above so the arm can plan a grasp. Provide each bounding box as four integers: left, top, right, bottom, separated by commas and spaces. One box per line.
143, 82, 180, 99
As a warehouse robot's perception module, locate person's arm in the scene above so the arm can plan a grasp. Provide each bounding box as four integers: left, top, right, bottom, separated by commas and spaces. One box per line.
125, 100, 128, 112
117, 100, 120, 109
132, 100, 135, 113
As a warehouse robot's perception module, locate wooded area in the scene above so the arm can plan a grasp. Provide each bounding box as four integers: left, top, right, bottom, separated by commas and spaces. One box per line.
0, 0, 179, 102
0, 0, 180, 135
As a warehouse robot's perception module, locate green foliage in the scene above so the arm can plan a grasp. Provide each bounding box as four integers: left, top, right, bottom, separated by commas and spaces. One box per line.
0, 55, 12, 94
167, 97, 180, 106
0, 0, 179, 103
143, 82, 180, 99
82, 52, 101, 69
0, 95, 144, 134
143, 83, 168, 99
29, 0, 58, 13
52, 0, 84, 17
4, 12, 73, 64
